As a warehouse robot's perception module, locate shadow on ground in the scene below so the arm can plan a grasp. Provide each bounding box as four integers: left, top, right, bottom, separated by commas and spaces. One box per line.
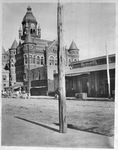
15, 116, 59, 132
54, 123, 113, 137
14, 116, 113, 137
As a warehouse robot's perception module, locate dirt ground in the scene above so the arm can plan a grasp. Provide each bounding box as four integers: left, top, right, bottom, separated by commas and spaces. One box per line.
2, 98, 114, 137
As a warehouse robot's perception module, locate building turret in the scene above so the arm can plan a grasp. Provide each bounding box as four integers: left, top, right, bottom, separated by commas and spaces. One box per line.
2, 47, 9, 69
22, 6, 37, 24
68, 41, 79, 62
9, 40, 18, 86
21, 6, 41, 40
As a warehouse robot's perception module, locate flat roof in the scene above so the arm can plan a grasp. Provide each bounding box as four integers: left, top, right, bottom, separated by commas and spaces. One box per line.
71, 54, 115, 65
66, 63, 115, 76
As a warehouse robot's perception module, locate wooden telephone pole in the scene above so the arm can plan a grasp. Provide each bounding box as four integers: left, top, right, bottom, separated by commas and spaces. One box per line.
57, 1, 67, 133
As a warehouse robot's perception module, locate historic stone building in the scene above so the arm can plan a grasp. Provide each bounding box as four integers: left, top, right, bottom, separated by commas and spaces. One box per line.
5, 6, 79, 94
2, 47, 9, 91
3, 5, 115, 97
9, 40, 18, 86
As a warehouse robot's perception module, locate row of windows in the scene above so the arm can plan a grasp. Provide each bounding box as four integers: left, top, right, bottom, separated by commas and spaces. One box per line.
68, 58, 78, 63
23, 55, 78, 65
49, 56, 78, 65
24, 55, 58, 65
24, 55, 44, 65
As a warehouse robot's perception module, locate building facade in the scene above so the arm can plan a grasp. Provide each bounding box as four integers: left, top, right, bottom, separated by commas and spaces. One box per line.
3, 6, 79, 94
54, 54, 115, 98
3, 5, 115, 97
9, 40, 18, 86
2, 47, 9, 91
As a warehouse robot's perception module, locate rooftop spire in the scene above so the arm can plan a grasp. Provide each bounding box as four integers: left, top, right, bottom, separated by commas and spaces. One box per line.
27, 5, 31, 12
11, 40, 18, 49
22, 5, 37, 23
69, 41, 79, 51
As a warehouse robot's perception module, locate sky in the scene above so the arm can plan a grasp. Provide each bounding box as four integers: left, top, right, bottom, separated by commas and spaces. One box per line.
2, 1, 116, 60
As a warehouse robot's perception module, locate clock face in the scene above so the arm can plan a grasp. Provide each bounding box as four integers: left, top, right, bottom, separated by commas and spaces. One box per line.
31, 23, 35, 29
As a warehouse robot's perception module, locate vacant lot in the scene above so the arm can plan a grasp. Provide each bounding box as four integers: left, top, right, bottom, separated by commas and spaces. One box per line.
2, 98, 114, 137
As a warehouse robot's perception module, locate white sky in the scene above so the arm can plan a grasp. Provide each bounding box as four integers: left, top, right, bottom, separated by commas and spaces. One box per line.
2, 1, 116, 60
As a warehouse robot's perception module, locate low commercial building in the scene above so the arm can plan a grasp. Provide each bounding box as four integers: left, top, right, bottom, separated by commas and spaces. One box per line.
54, 54, 115, 98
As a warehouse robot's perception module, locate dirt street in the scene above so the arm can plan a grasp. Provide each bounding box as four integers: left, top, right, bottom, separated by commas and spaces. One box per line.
2, 98, 114, 147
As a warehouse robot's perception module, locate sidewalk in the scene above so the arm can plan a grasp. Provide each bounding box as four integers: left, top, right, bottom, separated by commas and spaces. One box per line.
2, 114, 114, 148
30, 96, 114, 101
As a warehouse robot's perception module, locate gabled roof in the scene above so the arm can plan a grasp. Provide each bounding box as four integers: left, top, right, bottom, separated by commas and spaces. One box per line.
47, 39, 57, 49
11, 40, 18, 49
68, 41, 79, 51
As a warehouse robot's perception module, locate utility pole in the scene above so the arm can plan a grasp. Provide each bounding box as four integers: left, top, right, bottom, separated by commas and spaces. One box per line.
106, 43, 111, 98
24, 29, 36, 99
57, 1, 67, 133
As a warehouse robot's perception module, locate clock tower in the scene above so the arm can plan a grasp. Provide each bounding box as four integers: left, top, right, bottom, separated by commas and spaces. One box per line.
20, 6, 41, 41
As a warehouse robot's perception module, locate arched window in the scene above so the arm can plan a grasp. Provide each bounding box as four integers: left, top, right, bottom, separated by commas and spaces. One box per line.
24, 55, 27, 64
33, 55, 35, 64
29, 55, 32, 63
49, 56, 54, 65
37, 56, 40, 64
55, 57, 57, 65
41, 56, 44, 65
